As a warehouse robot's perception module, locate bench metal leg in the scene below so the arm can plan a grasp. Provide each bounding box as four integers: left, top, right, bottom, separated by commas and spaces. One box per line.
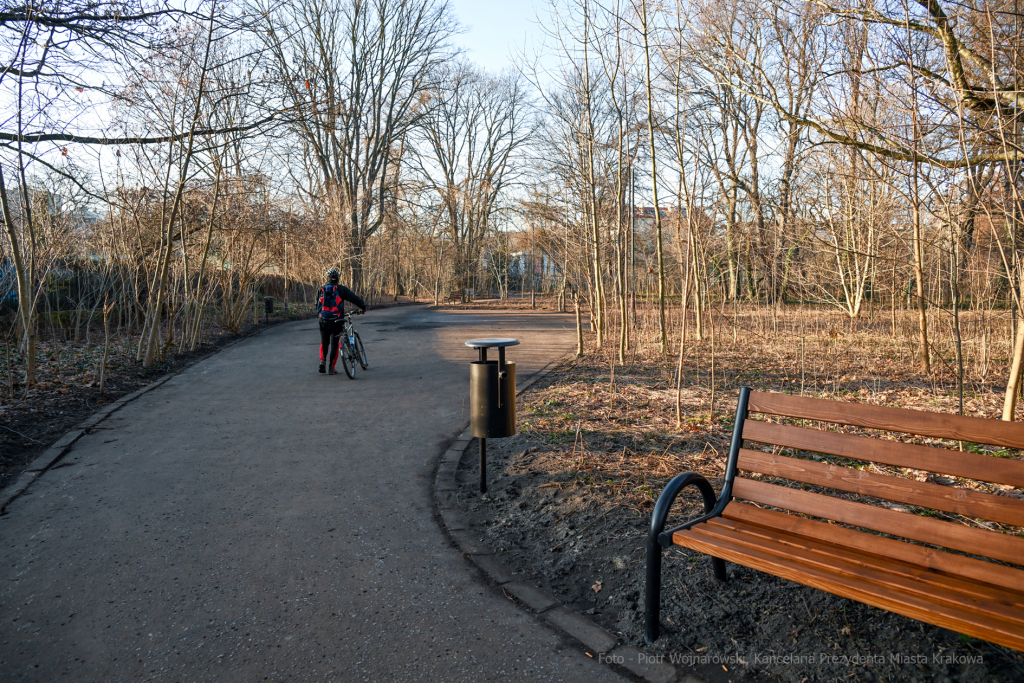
645, 472, 721, 644
713, 557, 727, 581
645, 527, 665, 645
646, 388, 749, 643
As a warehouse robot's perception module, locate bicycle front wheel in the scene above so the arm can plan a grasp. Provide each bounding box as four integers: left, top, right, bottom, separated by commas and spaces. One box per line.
340, 337, 356, 379
354, 331, 368, 369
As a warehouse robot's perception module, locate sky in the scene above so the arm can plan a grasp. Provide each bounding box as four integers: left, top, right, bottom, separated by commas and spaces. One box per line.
447, 0, 545, 74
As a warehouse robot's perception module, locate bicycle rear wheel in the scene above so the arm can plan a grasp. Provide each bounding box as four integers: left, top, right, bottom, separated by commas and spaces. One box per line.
354, 331, 368, 369
340, 337, 356, 379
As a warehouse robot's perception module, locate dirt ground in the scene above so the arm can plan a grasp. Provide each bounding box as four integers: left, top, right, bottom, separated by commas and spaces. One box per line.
451, 307, 1024, 683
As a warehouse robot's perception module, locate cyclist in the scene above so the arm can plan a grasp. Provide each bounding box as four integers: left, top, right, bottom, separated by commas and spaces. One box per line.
317, 268, 367, 374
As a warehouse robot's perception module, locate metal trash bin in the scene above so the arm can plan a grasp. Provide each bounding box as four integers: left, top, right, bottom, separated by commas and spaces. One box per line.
264, 296, 275, 320
466, 338, 519, 493
470, 360, 516, 438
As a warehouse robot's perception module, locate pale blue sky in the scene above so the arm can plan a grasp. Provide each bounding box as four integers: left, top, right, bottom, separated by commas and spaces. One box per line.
448, 0, 543, 74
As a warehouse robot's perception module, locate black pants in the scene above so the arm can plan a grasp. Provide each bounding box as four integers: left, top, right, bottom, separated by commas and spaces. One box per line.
319, 319, 346, 369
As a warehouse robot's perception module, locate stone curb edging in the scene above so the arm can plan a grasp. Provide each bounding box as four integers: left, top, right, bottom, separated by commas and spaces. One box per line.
432, 352, 695, 683
0, 317, 287, 515
0, 374, 174, 514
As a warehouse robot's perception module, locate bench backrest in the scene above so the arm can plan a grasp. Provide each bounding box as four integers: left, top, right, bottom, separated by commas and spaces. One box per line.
731, 389, 1024, 571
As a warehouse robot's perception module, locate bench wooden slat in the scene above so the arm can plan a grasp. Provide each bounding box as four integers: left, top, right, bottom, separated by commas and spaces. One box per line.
675, 526, 1024, 652
738, 449, 1024, 527
743, 419, 1024, 488
702, 517, 1024, 615
731, 478, 1024, 565
721, 503, 1024, 593
748, 391, 1024, 449
649, 389, 1024, 650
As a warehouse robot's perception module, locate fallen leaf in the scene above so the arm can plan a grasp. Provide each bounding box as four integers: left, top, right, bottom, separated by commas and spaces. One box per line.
591, 580, 602, 593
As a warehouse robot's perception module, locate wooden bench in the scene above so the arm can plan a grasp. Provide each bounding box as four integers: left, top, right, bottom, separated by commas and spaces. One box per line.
445, 290, 462, 305
645, 387, 1024, 651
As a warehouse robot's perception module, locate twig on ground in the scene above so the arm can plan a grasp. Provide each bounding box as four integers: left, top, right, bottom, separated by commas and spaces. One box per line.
0, 424, 43, 443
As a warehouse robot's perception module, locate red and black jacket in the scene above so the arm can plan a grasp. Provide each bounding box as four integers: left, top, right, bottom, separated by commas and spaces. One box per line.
317, 283, 367, 320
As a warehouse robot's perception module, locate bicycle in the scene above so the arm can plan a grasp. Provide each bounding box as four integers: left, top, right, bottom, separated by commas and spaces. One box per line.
334, 310, 368, 379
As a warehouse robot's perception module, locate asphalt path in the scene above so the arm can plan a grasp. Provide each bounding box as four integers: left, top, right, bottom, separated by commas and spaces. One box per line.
1, 305, 628, 682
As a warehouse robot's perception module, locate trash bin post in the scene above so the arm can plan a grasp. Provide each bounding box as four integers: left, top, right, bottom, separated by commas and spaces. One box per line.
479, 438, 486, 494
466, 338, 519, 494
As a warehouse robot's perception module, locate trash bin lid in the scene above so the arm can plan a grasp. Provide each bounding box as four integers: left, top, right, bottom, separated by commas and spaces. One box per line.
465, 338, 520, 348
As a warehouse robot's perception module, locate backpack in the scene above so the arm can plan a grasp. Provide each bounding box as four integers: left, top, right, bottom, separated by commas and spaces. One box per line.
319, 284, 343, 320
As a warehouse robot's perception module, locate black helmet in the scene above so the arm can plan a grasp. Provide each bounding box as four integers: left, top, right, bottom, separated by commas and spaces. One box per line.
326, 268, 339, 282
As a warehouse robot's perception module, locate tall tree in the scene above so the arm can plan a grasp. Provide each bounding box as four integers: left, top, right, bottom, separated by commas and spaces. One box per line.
633, 0, 668, 354
414, 62, 532, 298
261, 0, 455, 290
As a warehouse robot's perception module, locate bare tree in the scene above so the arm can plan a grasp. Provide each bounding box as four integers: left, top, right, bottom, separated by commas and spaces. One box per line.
632, 0, 668, 354
260, 0, 455, 291
413, 62, 532, 299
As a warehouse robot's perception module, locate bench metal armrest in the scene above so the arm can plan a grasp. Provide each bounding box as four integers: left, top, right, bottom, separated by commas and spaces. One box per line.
644, 386, 750, 644
649, 472, 721, 548
646, 472, 727, 645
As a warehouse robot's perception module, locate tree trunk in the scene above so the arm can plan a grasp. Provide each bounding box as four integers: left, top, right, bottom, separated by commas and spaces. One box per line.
640, 0, 667, 354
143, 3, 217, 367
582, 2, 604, 349
100, 296, 114, 394
575, 294, 584, 357
1003, 308, 1024, 421
911, 172, 930, 373
0, 169, 34, 385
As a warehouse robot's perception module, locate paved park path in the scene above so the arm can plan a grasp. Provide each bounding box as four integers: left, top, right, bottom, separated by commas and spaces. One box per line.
1, 306, 628, 683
